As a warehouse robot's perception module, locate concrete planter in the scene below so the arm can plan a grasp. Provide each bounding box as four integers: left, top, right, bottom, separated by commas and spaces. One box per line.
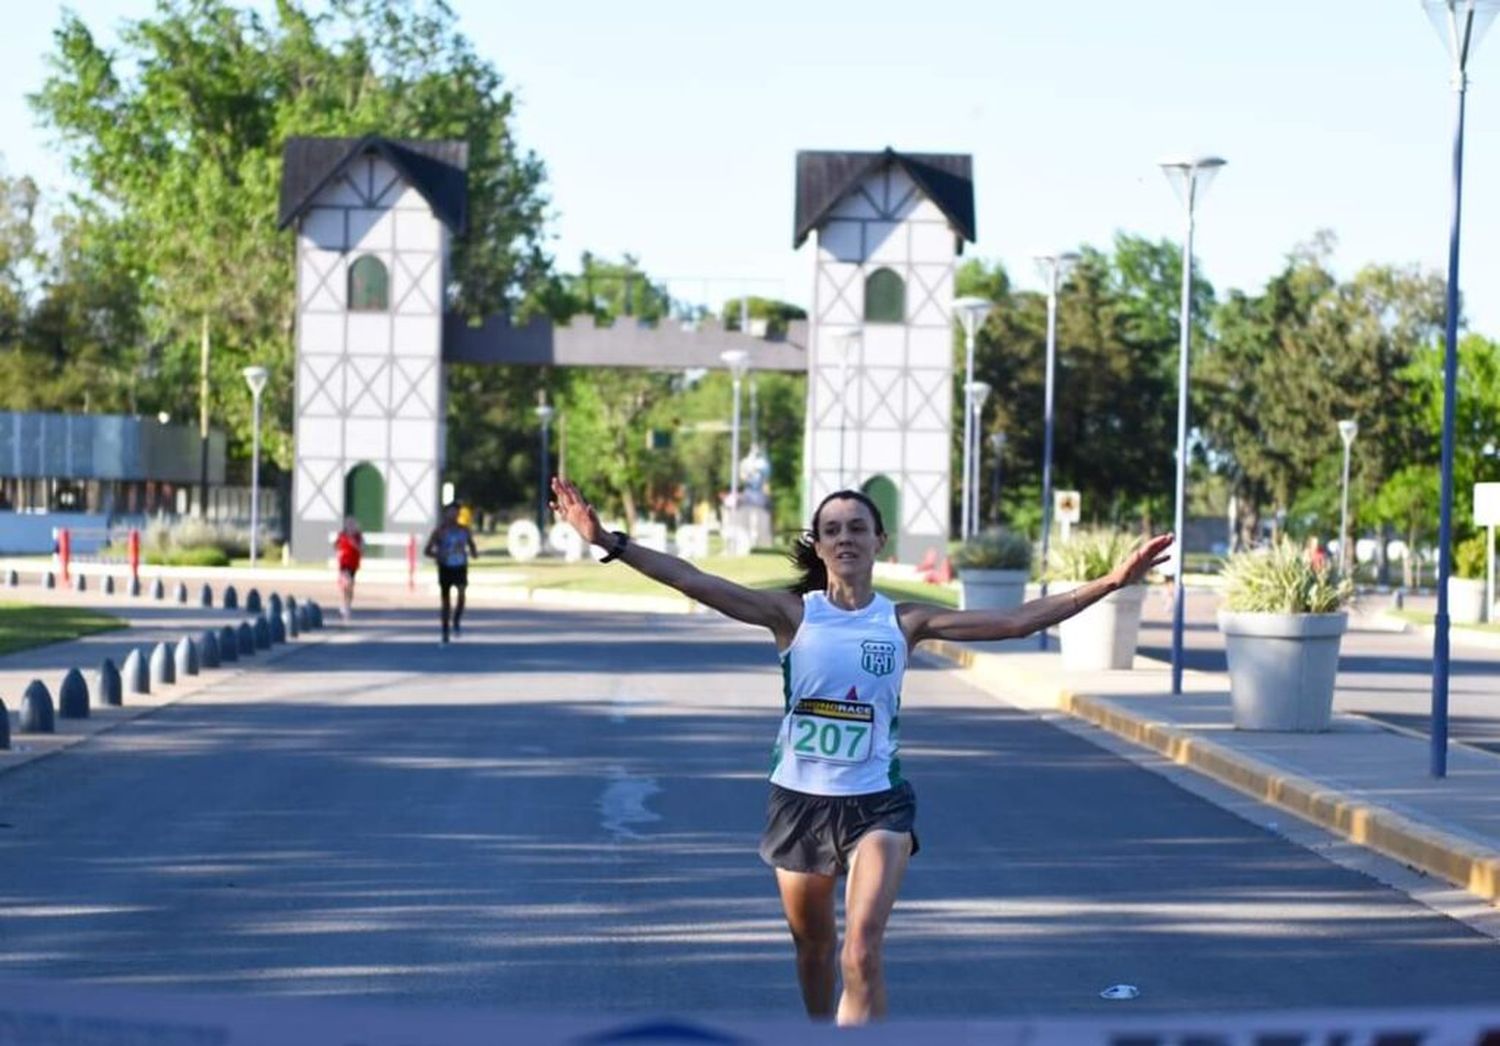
1448, 577, 1487, 625
1218, 610, 1348, 732
958, 568, 1028, 612
1055, 583, 1146, 671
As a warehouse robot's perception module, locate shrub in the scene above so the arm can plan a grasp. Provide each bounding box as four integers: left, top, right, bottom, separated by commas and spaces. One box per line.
953, 530, 1032, 572
1221, 538, 1353, 614
1045, 529, 1140, 583
1453, 533, 1490, 581
144, 546, 231, 568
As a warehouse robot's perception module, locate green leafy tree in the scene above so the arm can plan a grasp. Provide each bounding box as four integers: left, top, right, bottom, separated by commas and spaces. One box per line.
30, 0, 550, 483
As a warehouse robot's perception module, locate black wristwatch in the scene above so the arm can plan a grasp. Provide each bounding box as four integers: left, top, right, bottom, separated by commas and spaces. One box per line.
599, 530, 629, 563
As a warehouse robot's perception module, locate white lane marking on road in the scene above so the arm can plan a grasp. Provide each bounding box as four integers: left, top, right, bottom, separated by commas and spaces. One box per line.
599, 765, 662, 840
608, 675, 646, 724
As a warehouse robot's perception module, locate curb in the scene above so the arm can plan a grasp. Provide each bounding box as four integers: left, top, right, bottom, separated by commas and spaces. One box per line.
921, 638, 1500, 907
0, 622, 334, 780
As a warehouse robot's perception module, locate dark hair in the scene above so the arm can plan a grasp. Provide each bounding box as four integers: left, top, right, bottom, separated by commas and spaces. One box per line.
787, 490, 886, 594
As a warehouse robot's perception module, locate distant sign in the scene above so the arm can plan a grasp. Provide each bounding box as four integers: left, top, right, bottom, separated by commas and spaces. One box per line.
1055, 490, 1081, 525
1476, 483, 1500, 527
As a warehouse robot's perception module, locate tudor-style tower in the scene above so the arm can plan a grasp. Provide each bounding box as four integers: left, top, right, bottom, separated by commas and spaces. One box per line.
795, 149, 976, 563
278, 136, 467, 561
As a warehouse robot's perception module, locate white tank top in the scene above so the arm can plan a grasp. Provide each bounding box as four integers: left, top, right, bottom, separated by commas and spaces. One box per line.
769, 591, 908, 796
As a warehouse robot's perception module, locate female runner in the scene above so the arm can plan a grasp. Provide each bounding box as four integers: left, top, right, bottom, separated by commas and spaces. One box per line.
551, 476, 1170, 1025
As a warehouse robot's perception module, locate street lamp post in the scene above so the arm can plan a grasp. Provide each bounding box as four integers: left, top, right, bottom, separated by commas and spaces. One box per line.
535, 402, 555, 533
1158, 154, 1227, 694
1338, 419, 1359, 575
952, 298, 993, 541
1423, 0, 1498, 778
722, 349, 750, 507
967, 380, 992, 536
241, 366, 268, 569
1033, 252, 1080, 643
988, 431, 1007, 525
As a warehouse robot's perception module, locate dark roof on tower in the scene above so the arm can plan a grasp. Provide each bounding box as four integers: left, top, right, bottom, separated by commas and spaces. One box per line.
277, 135, 469, 233
793, 148, 975, 248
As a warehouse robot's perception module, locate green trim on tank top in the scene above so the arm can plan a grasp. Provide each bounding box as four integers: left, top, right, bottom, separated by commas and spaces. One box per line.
887, 756, 903, 787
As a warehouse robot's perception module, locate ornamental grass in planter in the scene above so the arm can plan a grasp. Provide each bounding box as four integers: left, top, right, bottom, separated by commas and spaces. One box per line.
1218, 539, 1354, 731
1046, 529, 1148, 671
954, 530, 1032, 612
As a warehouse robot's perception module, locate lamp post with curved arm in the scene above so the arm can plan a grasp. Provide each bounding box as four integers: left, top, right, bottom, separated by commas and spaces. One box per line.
1158, 155, 1226, 694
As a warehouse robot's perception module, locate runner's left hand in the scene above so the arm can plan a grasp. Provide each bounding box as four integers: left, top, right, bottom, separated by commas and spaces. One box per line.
1107, 533, 1174, 589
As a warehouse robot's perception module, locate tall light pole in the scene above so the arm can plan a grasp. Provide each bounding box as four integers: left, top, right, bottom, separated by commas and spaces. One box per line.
1033, 252, 1079, 650
1424, 0, 1497, 778
722, 349, 750, 507
967, 380, 992, 535
952, 298, 993, 540
988, 430, 1007, 525
199, 316, 210, 519
1337, 419, 1359, 574
535, 401, 555, 533
1158, 155, 1226, 694
241, 366, 268, 569
836, 330, 861, 489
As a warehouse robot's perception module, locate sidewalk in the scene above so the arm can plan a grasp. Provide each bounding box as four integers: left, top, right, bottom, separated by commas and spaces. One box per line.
923, 624, 1500, 908
0, 587, 336, 777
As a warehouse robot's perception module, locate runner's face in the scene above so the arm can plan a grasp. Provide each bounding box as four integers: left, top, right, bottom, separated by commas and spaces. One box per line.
813, 498, 884, 579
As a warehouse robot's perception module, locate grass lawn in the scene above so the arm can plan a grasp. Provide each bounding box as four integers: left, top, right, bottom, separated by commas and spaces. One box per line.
1390, 609, 1500, 633
477, 551, 961, 608
0, 602, 127, 656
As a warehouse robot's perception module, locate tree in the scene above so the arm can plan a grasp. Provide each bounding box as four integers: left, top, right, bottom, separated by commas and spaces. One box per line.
1196, 234, 1443, 551
29, 0, 551, 481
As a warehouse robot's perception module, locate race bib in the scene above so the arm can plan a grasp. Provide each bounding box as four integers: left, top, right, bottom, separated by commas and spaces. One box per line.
788, 698, 874, 764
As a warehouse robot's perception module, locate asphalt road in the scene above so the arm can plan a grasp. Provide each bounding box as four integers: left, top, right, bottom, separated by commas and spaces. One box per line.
3, 604, 1500, 1018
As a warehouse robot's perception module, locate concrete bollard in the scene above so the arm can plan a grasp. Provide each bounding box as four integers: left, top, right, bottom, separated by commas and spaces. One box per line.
1393, 588, 1406, 611
103, 575, 116, 595
309, 602, 324, 629
174, 581, 189, 604
220, 625, 239, 662
174, 636, 199, 677
200, 629, 221, 669
245, 588, 262, 614
42, 571, 56, 589
222, 584, 239, 611
5, 568, 17, 586
200, 582, 214, 608
253, 615, 271, 650
269, 612, 286, 644
19, 680, 55, 733
95, 658, 123, 707
72, 573, 87, 592
121, 648, 149, 695
149, 641, 175, 687
58, 667, 89, 719
128, 576, 142, 597
0, 699, 8, 749
283, 607, 298, 639
150, 577, 165, 600
298, 604, 312, 632
237, 622, 256, 657
268, 593, 283, 621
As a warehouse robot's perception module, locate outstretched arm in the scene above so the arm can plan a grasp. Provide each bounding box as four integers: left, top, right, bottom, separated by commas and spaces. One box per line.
902, 533, 1174, 646
423, 529, 439, 560
551, 477, 801, 643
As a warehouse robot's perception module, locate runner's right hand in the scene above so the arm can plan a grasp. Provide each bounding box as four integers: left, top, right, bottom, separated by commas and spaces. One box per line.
550, 477, 607, 546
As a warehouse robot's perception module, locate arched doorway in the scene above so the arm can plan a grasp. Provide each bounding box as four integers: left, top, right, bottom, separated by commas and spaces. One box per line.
862, 474, 900, 543
344, 462, 385, 534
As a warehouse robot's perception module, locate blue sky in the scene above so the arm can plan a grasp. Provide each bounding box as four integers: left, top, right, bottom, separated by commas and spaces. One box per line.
5, 1, 1498, 332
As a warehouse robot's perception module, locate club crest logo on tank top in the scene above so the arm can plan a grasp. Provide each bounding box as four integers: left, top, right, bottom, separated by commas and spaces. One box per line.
860, 640, 897, 677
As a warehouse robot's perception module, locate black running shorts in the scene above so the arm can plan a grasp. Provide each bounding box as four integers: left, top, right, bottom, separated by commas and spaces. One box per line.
758, 781, 918, 876
437, 564, 468, 589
